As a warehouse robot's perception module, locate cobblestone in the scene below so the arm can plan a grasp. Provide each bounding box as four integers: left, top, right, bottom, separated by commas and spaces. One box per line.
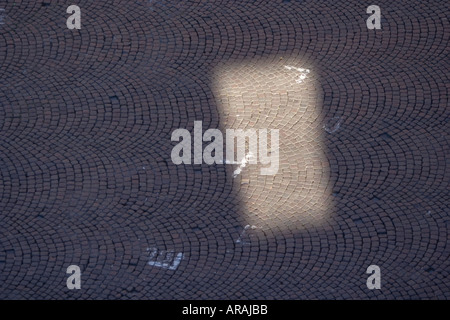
0, 0, 448, 299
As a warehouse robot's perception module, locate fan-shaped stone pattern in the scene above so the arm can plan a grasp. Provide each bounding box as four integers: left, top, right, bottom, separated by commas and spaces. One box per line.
212, 59, 334, 230
0, 0, 448, 299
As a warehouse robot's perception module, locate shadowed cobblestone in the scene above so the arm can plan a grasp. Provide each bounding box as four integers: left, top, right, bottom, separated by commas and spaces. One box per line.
0, 0, 448, 299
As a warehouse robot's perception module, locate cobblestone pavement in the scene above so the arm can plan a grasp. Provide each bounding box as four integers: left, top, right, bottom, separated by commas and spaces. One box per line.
0, 0, 448, 299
